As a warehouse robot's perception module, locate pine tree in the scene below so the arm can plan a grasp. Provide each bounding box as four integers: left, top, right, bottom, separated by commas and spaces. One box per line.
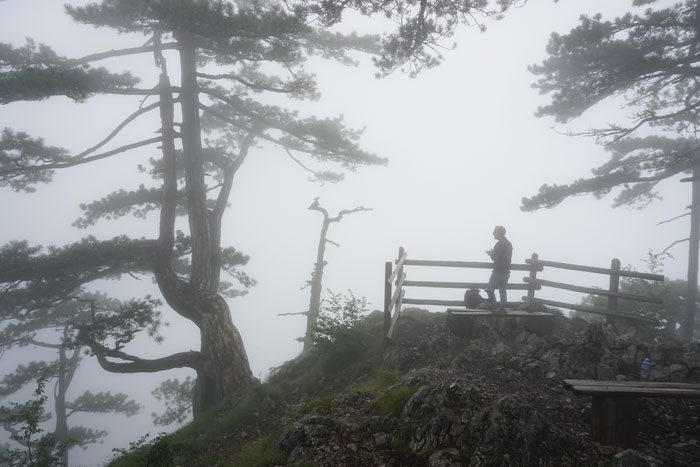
300, 0, 523, 76
0, 294, 141, 466
522, 0, 700, 341
0, 0, 385, 416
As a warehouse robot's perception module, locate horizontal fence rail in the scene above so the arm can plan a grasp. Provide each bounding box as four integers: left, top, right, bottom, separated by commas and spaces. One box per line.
403, 259, 538, 272
525, 258, 665, 281
524, 278, 663, 304
402, 298, 523, 307
384, 248, 665, 342
528, 297, 658, 325
403, 280, 537, 290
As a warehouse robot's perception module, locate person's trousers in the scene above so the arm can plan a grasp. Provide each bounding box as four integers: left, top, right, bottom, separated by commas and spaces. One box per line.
486, 271, 510, 310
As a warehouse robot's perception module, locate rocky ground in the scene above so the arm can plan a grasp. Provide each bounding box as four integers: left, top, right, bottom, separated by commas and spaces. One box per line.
269, 308, 700, 466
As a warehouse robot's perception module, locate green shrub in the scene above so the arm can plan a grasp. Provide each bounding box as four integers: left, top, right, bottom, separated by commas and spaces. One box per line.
227, 436, 286, 466
311, 290, 369, 368
375, 368, 401, 389
144, 435, 176, 467
377, 386, 418, 417
0, 375, 65, 467
110, 433, 171, 467
295, 397, 334, 418
110, 384, 284, 466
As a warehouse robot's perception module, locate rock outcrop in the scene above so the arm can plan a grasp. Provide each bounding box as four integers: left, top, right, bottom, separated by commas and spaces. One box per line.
276, 309, 700, 466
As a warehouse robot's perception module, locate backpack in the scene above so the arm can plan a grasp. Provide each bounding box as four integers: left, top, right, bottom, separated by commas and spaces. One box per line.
464, 288, 484, 309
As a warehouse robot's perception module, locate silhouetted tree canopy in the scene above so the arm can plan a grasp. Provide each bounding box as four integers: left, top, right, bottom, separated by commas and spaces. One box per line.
523, 0, 700, 342
300, 0, 525, 76
522, 136, 700, 211
0, 295, 141, 465
531, 0, 700, 137
0, 0, 385, 417
523, 0, 700, 210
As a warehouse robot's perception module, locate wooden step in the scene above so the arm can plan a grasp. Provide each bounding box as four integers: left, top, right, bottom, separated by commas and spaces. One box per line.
446, 308, 556, 317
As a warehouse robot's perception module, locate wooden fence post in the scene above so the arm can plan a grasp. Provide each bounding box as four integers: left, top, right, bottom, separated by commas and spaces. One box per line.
384, 261, 392, 344
527, 253, 539, 301
607, 258, 621, 324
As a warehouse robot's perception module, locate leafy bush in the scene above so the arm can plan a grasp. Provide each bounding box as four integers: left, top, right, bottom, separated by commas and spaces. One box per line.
311, 290, 369, 366
0, 375, 65, 467
111, 433, 176, 467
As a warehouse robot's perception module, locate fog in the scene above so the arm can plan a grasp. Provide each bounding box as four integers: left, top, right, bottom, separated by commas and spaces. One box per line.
0, 0, 690, 465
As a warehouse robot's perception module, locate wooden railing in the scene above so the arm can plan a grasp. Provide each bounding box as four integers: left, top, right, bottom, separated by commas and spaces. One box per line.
383, 248, 665, 342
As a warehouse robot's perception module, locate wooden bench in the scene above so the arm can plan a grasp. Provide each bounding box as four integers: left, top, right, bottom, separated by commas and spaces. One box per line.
446, 308, 559, 337
563, 379, 700, 448
446, 308, 555, 317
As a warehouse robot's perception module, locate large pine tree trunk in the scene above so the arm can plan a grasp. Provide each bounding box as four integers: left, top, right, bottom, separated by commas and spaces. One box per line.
175, 33, 255, 415
193, 295, 255, 415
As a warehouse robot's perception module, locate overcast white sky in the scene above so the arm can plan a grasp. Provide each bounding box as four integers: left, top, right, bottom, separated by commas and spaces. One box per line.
0, 0, 690, 464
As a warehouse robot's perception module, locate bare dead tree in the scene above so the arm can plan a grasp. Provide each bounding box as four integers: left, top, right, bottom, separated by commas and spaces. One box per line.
299, 198, 372, 350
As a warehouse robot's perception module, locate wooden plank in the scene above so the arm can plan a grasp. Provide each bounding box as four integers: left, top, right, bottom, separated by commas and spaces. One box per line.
396, 271, 406, 289
387, 249, 408, 284
570, 386, 700, 398
404, 298, 464, 306
386, 289, 405, 339
403, 298, 523, 307
527, 297, 658, 324
387, 273, 405, 314
403, 259, 535, 271
384, 261, 392, 343
403, 280, 534, 290
564, 380, 700, 390
524, 278, 662, 304
446, 308, 555, 317
525, 258, 664, 281
591, 396, 639, 448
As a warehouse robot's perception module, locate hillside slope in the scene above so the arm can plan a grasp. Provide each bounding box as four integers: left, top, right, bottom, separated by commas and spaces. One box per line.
110, 308, 700, 466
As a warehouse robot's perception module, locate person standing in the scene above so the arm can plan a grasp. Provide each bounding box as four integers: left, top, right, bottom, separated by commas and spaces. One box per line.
486, 225, 512, 311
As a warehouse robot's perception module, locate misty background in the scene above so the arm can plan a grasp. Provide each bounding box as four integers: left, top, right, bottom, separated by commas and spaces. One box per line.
0, 0, 689, 464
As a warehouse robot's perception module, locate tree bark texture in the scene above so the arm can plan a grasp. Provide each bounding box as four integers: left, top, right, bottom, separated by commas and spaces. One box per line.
177, 33, 215, 293
176, 33, 255, 413
305, 215, 330, 351
193, 295, 255, 415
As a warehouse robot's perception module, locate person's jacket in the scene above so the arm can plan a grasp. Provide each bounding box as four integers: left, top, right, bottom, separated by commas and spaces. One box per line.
490, 238, 512, 273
